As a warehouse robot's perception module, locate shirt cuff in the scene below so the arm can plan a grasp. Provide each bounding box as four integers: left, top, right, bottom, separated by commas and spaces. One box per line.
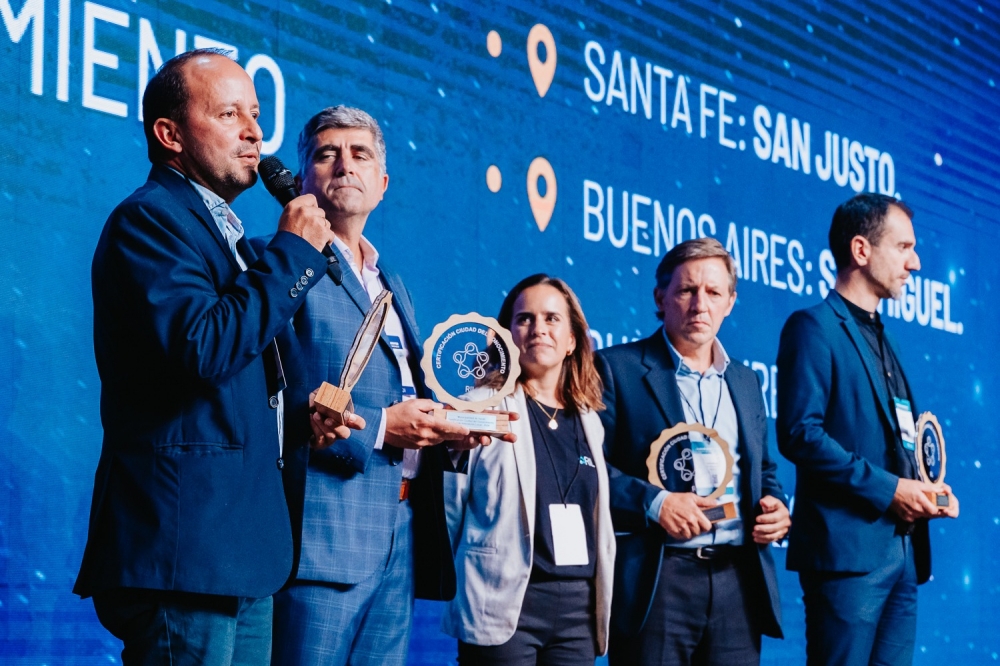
374, 408, 387, 451
647, 489, 669, 525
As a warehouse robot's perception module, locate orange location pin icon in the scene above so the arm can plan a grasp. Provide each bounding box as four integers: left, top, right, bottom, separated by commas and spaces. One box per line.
526, 157, 557, 232
527, 24, 557, 97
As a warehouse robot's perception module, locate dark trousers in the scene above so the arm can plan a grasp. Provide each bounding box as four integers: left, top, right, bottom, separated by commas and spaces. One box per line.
92, 587, 272, 666
609, 548, 761, 666
800, 534, 918, 666
458, 577, 596, 666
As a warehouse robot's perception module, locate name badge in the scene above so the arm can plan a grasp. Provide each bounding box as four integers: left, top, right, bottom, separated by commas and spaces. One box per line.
894, 397, 917, 451
691, 437, 735, 497
548, 504, 589, 566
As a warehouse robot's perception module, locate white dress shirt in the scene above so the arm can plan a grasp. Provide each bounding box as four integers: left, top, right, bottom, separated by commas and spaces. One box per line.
332, 234, 421, 479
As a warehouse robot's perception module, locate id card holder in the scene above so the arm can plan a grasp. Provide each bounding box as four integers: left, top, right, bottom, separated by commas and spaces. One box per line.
893, 397, 916, 451
548, 504, 589, 566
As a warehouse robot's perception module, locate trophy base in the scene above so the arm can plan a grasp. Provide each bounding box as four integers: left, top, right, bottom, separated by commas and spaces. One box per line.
702, 501, 738, 523
925, 491, 950, 508
435, 409, 510, 436
313, 382, 354, 426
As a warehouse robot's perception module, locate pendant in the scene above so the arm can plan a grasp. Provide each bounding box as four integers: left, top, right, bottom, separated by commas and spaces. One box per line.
548, 418, 558, 430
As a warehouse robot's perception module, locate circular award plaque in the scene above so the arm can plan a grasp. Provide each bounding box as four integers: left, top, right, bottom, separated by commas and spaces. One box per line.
915, 412, 947, 487
645, 423, 736, 522
420, 313, 521, 418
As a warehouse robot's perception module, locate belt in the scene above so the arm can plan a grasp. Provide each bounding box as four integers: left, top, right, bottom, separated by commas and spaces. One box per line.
664, 545, 740, 562
399, 478, 410, 502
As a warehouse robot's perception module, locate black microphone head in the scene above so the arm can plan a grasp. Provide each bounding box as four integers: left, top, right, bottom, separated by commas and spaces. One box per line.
258, 156, 298, 205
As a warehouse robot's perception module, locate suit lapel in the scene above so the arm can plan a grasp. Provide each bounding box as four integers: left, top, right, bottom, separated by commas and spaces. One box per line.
640, 332, 687, 428
326, 243, 372, 315
724, 364, 760, 507
826, 292, 894, 427
149, 165, 243, 274
508, 387, 537, 538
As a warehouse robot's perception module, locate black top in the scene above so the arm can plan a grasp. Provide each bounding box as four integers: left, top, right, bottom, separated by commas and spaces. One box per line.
843, 297, 918, 480
527, 399, 599, 579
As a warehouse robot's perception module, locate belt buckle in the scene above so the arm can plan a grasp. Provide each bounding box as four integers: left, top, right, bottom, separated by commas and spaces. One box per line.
695, 546, 710, 560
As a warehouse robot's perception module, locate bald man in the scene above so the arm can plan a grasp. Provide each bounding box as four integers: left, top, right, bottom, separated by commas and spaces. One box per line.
74, 49, 349, 665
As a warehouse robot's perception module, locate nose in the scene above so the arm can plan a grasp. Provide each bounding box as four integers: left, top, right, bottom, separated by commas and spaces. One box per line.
243, 112, 263, 145
690, 289, 709, 312
333, 151, 355, 178
907, 249, 921, 272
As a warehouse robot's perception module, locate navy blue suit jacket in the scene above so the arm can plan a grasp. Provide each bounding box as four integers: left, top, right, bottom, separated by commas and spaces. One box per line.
254, 238, 455, 602
74, 165, 328, 599
776, 291, 930, 583
596, 332, 785, 639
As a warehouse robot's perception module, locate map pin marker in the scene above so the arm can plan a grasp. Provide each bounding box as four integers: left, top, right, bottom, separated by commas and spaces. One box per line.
527, 24, 557, 97
527, 157, 557, 232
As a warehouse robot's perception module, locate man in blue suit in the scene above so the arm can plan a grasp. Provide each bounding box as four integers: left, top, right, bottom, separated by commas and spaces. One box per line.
269, 106, 484, 666
777, 193, 959, 665
597, 238, 790, 666
74, 50, 350, 664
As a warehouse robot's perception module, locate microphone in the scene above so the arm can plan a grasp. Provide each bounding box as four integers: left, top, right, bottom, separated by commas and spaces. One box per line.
258, 156, 342, 285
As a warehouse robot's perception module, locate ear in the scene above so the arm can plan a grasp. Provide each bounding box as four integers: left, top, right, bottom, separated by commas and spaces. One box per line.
380, 172, 389, 195
724, 290, 737, 317
152, 118, 183, 156
850, 234, 872, 267
294, 174, 303, 191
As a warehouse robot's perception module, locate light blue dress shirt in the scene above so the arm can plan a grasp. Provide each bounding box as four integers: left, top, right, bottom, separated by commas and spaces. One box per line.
646, 330, 743, 547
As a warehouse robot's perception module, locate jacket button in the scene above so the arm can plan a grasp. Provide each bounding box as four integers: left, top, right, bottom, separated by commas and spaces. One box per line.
289, 288, 298, 298
305, 267, 315, 278
277, 457, 284, 470
269, 396, 279, 408
299, 276, 308, 287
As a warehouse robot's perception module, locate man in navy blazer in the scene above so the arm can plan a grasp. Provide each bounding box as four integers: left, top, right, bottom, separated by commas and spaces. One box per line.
777, 193, 959, 665
73, 50, 344, 664
269, 107, 485, 666
597, 238, 789, 665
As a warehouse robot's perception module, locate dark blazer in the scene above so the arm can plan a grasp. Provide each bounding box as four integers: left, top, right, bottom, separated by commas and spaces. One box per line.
596, 332, 785, 639
255, 238, 455, 602
74, 165, 328, 599
776, 290, 930, 582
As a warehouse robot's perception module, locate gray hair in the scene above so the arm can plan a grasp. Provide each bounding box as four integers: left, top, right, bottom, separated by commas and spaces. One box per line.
296, 105, 387, 176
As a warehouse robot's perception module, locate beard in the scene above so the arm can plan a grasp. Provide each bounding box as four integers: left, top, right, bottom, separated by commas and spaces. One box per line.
187, 142, 260, 202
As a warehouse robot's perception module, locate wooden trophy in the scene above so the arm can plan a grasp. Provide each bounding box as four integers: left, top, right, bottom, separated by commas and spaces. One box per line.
646, 422, 737, 523
313, 290, 393, 426
419, 313, 521, 436
915, 412, 949, 507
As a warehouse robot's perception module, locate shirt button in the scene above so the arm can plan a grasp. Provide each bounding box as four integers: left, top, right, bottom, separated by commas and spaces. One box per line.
289, 288, 298, 298
269, 396, 279, 408
305, 267, 315, 278
276, 457, 284, 470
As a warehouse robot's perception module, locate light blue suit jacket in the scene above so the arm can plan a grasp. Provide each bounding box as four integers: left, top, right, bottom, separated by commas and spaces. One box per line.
252, 238, 454, 599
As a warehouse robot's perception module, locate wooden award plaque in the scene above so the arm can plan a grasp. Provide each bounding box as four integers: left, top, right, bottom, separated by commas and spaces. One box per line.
646, 422, 737, 523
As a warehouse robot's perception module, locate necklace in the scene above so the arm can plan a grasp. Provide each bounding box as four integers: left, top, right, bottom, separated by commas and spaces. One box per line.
531, 398, 561, 430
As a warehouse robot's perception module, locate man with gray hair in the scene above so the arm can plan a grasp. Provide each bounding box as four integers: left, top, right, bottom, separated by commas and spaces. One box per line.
266, 106, 492, 665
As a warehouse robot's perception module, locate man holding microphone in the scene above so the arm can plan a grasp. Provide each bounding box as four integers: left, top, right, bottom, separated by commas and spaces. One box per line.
75, 50, 356, 664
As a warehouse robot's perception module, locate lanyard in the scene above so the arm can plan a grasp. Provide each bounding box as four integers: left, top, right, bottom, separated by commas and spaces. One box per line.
677, 372, 724, 431
529, 399, 583, 506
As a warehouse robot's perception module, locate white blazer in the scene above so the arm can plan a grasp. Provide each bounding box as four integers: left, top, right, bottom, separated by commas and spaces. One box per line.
441, 386, 616, 654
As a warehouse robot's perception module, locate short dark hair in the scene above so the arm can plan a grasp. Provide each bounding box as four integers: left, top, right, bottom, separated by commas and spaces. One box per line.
828, 193, 914, 270
142, 48, 234, 163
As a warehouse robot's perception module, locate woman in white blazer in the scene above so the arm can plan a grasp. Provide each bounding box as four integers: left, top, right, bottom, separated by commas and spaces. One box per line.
442, 274, 616, 665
